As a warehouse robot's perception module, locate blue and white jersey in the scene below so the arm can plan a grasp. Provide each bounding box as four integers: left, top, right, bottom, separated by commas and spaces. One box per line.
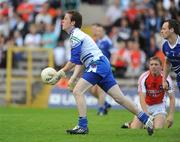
162, 36, 180, 76
96, 35, 112, 60
69, 28, 104, 68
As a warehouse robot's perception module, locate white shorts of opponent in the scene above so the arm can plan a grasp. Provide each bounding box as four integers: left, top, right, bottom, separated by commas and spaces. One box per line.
136, 102, 167, 117
147, 102, 167, 117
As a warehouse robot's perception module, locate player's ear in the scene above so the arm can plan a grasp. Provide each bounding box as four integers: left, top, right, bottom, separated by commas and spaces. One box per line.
170, 28, 174, 33
71, 21, 75, 26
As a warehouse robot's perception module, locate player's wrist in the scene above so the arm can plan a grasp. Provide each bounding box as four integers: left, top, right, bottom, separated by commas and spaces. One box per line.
57, 70, 66, 78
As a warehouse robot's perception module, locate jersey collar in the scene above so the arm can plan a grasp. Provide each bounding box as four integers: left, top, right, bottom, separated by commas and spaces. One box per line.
167, 35, 179, 49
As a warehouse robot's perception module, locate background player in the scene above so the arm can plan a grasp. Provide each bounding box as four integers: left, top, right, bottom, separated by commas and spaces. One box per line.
89, 23, 112, 115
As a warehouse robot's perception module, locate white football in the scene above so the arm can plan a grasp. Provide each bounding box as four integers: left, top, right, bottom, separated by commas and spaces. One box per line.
41, 67, 57, 84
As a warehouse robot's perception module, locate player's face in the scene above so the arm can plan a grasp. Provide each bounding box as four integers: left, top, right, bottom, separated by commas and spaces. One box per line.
62, 13, 74, 32
96, 27, 104, 39
149, 60, 162, 76
161, 22, 171, 39
91, 25, 98, 39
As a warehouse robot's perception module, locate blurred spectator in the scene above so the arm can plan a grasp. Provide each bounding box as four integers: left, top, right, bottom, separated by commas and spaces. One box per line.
0, 13, 9, 37
11, 14, 29, 38
108, 26, 119, 44
120, 0, 130, 11
28, 0, 48, 13
54, 40, 66, 69
146, 34, 159, 59
16, 1, 34, 22
61, 0, 80, 11
131, 29, 146, 53
144, 7, 162, 33
111, 40, 130, 78
117, 17, 131, 40
126, 40, 146, 77
163, 0, 171, 10
0, 1, 12, 38
13, 30, 24, 64
41, 23, 58, 49
14, 30, 23, 47
169, 0, 179, 19
105, 0, 123, 26
125, 0, 139, 24
35, 2, 52, 24
24, 24, 41, 48
0, 1, 12, 17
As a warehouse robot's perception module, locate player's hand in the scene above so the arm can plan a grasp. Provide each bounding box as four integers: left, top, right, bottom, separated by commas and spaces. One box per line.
162, 80, 169, 91
68, 77, 76, 91
48, 70, 66, 85
166, 115, 174, 128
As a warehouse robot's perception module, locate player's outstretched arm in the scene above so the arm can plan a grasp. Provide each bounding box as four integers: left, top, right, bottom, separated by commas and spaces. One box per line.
163, 58, 171, 90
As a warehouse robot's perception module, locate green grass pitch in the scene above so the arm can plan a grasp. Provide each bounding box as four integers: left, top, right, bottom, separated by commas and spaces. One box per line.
0, 107, 180, 142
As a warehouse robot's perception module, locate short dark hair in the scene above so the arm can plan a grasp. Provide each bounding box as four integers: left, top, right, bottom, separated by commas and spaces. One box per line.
67, 10, 82, 28
164, 19, 180, 35
149, 56, 162, 66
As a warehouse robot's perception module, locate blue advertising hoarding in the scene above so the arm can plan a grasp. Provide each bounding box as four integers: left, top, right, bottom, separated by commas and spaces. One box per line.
48, 86, 180, 109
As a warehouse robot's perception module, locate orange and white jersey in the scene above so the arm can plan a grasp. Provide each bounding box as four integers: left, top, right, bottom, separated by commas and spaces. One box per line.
138, 71, 174, 106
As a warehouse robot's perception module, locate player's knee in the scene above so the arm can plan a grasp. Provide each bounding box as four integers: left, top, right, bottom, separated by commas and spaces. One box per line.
73, 88, 82, 96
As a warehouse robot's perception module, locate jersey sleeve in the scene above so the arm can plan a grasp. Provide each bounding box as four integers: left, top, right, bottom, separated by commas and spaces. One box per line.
138, 72, 149, 94
166, 75, 174, 94
69, 31, 85, 65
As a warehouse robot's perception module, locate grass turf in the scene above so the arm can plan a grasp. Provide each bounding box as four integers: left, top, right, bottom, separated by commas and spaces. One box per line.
0, 107, 180, 142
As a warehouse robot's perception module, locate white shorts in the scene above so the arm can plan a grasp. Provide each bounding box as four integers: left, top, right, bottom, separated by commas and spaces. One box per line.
147, 103, 167, 117
136, 101, 167, 117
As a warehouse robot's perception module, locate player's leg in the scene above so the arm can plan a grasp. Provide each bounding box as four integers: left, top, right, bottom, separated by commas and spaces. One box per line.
96, 86, 111, 115
130, 116, 143, 129
90, 85, 111, 115
67, 72, 103, 134
92, 85, 106, 115
90, 85, 104, 106
90, 85, 107, 106
73, 78, 93, 117
98, 70, 153, 135
66, 78, 93, 134
153, 114, 166, 129
97, 86, 112, 114
96, 86, 105, 107
107, 84, 140, 114
106, 84, 153, 135
148, 103, 167, 129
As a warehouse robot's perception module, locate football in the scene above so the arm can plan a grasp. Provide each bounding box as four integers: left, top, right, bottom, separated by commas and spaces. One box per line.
41, 67, 57, 84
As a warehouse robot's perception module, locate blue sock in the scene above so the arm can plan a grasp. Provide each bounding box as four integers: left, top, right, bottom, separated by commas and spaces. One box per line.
137, 111, 149, 124
78, 117, 88, 129
104, 101, 110, 109
98, 106, 104, 112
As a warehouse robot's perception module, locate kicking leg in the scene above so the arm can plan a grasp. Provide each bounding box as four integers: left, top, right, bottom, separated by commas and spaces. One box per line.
107, 84, 153, 135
